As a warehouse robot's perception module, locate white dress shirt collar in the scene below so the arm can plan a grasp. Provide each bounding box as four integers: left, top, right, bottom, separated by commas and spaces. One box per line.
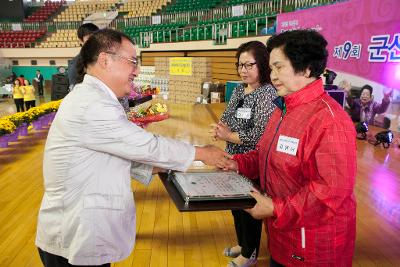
83, 74, 118, 101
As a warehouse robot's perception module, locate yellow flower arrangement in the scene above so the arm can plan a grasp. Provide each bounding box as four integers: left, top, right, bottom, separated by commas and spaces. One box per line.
40, 100, 62, 114
0, 119, 16, 136
0, 100, 63, 128
2, 113, 25, 127
18, 112, 32, 124
27, 107, 46, 121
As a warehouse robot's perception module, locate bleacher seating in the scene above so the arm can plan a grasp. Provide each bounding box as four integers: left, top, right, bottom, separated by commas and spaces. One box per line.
54, 0, 117, 22
221, 0, 262, 6
36, 29, 80, 48
163, 0, 223, 13
123, 13, 273, 47
125, 22, 186, 43
24, 1, 65, 22
0, 0, 345, 48
119, 0, 171, 18
0, 30, 47, 48
200, 14, 273, 37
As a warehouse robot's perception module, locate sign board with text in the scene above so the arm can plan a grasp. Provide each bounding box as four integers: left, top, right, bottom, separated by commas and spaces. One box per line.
276, 0, 400, 89
169, 57, 193, 76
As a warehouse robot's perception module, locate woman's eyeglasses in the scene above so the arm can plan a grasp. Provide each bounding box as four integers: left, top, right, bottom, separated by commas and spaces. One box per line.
236, 62, 257, 71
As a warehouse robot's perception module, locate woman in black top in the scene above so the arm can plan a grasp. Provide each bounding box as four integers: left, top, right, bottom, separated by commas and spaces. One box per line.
210, 41, 276, 267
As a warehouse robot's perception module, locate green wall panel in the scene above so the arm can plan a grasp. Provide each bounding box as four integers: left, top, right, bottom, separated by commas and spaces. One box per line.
11, 66, 66, 82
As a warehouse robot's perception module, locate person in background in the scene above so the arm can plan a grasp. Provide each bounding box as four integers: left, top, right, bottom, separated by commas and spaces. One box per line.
17, 74, 25, 85
6, 72, 17, 84
68, 23, 99, 90
119, 95, 130, 113
12, 79, 24, 112
11, 72, 17, 83
2, 73, 16, 98
35, 29, 228, 267
340, 80, 392, 126
210, 41, 276, 267
218, 29, 357, 267
34, 69, 44, 96
22, 79, 36, 110
58, 66, 67, 75
5, 75, 12, 84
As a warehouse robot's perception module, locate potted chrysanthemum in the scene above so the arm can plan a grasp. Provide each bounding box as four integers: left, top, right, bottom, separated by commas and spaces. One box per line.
0, 119, 17, 148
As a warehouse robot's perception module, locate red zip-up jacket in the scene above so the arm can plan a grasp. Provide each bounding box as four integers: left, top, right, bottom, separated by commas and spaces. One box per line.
233, 79, 357, 266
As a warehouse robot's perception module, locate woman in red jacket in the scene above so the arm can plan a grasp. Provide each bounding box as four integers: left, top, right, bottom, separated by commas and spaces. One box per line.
219, 30, 357, 267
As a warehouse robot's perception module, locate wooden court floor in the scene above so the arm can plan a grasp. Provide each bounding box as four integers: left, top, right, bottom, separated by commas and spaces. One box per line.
0, 101, 399, 267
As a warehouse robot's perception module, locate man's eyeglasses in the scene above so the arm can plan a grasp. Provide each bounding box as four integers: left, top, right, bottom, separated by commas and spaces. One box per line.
105, 51, 139, 68
236, 62, 257, 71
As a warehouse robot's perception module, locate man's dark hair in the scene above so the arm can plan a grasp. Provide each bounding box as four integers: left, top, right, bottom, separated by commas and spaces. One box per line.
75, 29, 135, 83
361, 84, 373, 96
236, 40, 271, 85
77, 23, 99, 41
36, 69, 41, 72
266, 29, 328, 78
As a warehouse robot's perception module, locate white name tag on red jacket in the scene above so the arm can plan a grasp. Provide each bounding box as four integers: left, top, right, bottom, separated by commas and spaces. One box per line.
277, 135, 299, 156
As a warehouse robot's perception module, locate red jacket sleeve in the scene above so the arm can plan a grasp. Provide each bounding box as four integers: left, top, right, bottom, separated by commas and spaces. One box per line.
232, 149, 260, 179
272, 120, 357, 229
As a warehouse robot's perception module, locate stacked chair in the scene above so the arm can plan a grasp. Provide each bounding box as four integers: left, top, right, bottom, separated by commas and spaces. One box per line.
24, 0, 65, 22
0, 30, 47, 48
36, 29, 80, 48
119, 0, 171, 18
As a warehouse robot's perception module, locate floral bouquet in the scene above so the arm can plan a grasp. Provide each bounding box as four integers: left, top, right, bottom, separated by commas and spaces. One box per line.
128, 103, 169, 125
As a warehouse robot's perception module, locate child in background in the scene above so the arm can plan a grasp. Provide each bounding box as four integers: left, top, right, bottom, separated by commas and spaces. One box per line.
12, 79, 25, 112
22, 79, 36, 110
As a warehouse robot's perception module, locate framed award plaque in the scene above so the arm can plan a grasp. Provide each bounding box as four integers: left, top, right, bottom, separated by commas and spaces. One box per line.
159, 171, 257, 212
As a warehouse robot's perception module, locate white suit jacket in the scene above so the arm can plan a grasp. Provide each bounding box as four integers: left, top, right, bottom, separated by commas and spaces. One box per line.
35, 75, 195, 265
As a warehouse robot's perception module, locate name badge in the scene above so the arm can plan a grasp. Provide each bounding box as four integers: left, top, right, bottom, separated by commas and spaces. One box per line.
236, 108, 252, 119
276, 135, 299, 156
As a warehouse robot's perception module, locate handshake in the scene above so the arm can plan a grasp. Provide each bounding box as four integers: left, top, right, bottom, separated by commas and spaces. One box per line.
195, 145, 238, 171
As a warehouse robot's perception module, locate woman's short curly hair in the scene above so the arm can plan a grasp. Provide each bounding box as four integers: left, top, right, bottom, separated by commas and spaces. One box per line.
236, 41, 271, 85
361, 84, 373, 96
266, 30, 328, 78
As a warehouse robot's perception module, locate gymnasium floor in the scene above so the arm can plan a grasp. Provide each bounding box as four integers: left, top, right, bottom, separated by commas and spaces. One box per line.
0, 97, 399, 267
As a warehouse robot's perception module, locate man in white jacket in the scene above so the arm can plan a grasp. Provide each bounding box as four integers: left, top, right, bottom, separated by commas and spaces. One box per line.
36, 29, 228, 267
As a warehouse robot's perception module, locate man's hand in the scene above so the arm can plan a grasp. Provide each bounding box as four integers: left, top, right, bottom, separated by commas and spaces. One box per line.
152, 167, 167, 174
195, 145, 230, 167
244, 190, 274, 219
